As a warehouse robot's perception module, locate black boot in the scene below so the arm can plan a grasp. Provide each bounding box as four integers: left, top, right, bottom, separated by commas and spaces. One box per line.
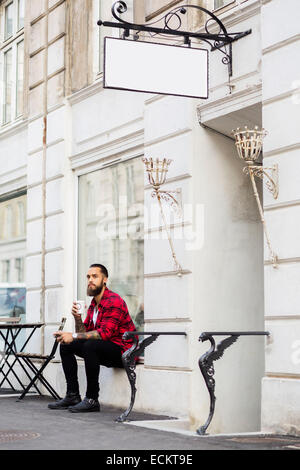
48, 392, 81, 410
68, 397, 100, 413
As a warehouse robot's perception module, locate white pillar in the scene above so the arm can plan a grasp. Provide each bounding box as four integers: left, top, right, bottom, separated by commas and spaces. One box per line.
261, 0, 300, 435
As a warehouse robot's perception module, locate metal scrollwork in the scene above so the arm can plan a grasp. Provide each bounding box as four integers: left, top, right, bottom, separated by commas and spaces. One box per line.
197, 333, 239, 435
98, 2, 252, 78
243, 165, 279, 200
164, 9, 185, 32
151, 189, 182, 217
112, 1, 129, 22
116, 333, 159, 423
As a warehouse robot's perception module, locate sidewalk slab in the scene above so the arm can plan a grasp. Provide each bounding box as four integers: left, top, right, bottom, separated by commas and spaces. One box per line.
0, 396, 299, 451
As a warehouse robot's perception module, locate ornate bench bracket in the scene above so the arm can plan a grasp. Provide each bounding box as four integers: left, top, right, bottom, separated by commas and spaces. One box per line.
197, 331, 270, 436
116, 331, 187, 423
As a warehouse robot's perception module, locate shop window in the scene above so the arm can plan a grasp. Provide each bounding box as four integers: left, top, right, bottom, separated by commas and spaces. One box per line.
0, 193, 26, 320
77, 157, 144, 331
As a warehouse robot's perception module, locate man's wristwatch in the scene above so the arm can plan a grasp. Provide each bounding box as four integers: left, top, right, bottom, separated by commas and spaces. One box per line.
72, 333, 78, 339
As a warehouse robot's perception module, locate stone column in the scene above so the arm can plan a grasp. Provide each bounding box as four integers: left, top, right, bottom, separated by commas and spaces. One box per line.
261, 0, 300, 435
26, 0, 69, 355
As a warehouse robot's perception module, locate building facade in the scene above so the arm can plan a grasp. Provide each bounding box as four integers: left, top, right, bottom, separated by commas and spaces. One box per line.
0, 0, 299, 435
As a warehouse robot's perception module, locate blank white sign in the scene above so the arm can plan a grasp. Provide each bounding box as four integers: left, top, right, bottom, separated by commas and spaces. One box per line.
104, 37, 208, 99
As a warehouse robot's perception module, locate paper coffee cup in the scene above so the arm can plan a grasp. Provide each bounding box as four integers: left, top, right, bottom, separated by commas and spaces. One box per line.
75, 300, 86, 316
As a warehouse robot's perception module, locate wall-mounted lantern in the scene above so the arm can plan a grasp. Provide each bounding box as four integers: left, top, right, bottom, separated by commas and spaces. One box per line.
232, 126, 279, 268
142, 158, 183, 277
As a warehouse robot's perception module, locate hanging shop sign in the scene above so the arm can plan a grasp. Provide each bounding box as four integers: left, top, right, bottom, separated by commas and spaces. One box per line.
98, 1, 252, 99
104, 37, 208, 99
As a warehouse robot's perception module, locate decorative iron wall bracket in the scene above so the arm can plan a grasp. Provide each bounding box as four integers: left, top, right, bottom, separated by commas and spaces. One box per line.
97, 1, 252, 78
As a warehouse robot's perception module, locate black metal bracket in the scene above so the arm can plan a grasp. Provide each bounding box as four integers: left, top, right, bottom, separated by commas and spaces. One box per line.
98, 1, 252, 78
116, 331, 187, 423
197, 331, 270, 436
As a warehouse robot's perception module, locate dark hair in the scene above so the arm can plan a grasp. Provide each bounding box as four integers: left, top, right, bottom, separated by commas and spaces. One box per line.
89, 264, 109, 278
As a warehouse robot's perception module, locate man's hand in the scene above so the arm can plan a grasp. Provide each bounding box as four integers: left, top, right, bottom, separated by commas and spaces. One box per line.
71, 302, 82, 321
54, 332, 74, 344
71, 302, 86, 333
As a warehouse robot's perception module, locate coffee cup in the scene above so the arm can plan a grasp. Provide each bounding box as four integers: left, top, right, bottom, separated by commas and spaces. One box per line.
75, 300, 86, 316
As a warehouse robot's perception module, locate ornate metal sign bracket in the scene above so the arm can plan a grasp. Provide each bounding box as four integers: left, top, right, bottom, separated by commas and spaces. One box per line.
98, 1, 252, 79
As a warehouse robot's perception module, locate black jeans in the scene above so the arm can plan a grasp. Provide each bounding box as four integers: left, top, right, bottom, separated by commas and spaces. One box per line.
60, 339, 124, 400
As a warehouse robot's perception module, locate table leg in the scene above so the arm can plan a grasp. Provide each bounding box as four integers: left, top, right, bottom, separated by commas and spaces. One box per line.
0, 330, 15, 390
0, 329, 23, 390
0, 326, 41, 393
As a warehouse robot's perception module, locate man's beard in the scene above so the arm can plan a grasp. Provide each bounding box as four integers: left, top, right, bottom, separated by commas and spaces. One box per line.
87, 282, 104, 297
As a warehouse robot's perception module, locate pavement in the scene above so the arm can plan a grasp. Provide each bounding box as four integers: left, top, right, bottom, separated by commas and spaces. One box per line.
0, 395, 300, 455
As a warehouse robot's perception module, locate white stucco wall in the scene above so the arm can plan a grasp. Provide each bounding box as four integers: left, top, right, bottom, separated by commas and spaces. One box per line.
261, 0, 300, 436
1, 0, 299, 436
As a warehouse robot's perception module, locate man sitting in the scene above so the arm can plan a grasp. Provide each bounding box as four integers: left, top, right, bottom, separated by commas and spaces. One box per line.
48, 263, 136, 412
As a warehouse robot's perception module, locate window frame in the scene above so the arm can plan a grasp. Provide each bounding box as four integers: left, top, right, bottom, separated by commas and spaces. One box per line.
0, 0, 25, 127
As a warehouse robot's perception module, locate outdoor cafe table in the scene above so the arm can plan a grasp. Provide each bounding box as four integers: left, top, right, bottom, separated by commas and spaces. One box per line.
0, 322, 44, 396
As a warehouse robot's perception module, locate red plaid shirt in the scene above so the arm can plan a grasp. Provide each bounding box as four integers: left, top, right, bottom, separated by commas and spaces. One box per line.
83, 288, 136, 353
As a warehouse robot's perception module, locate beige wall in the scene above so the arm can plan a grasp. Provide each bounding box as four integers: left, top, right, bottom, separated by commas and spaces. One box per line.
25, 0, 97, 110
144, 0, 209, 35
68, 0, 94, 94
26, 0, 67, 117
145, 0, 182, 19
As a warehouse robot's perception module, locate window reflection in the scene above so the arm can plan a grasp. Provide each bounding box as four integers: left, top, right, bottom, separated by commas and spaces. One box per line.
0, 195, 26, 284
16, 41, 24, 116
18, 0, 24, 30
5, 3, 13, 40
4, 48, 13, 123
78, 158, 144, 330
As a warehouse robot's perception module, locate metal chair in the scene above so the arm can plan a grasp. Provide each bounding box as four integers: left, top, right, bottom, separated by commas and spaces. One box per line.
16, 317, 66, 401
